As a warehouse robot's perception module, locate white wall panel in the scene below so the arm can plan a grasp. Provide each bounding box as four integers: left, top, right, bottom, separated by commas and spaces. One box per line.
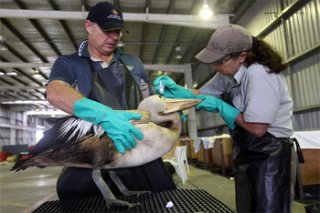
290, 53, 320, 110
285, 1, 320, 57
237, 0, 282, 35
293, 111, 320, 130
263, 26, 287, 59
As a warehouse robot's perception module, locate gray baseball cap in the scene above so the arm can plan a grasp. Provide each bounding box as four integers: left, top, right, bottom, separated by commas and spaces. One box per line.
195, 24, 252, 63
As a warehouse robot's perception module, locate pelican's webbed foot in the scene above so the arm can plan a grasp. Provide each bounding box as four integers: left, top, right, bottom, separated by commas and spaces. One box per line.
109, 170, 151, 197
92, 168, 140, 208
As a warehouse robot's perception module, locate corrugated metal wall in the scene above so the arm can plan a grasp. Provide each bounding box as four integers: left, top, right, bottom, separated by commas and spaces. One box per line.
0, 108, 38, 146
196, 0, 320, 135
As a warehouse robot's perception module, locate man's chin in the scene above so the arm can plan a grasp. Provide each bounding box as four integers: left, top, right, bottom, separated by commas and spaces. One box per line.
102, 46, 116, 54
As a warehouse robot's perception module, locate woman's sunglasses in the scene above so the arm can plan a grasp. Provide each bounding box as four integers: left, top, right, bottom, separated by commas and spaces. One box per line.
214, 55, 231, 64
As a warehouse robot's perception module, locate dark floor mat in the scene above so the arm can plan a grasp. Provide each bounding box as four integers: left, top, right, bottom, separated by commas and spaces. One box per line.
32, 189, 235, 213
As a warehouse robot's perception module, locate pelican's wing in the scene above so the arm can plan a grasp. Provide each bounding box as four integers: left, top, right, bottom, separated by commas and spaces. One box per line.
30, 116, 103, 155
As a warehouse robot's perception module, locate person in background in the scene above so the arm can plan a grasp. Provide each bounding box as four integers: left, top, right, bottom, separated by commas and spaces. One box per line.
154, 24, 295, 213
46, 1, 175, 199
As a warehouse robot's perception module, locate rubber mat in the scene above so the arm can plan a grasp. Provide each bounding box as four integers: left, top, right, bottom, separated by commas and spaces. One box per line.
32, 189, 235, 213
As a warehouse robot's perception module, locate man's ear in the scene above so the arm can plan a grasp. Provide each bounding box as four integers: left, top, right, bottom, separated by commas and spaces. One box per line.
85, 20, 93, 34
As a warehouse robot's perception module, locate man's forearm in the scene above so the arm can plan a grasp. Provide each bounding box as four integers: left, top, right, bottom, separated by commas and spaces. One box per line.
46, 80, 83, 114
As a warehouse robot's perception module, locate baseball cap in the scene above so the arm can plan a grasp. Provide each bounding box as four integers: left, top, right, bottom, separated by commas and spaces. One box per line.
86, 1, 127, 32
195, 24, 252, 63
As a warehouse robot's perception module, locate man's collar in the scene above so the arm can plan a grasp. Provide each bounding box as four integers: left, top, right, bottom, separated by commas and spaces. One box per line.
78, 40, 123, 63
78, 40, 90, 57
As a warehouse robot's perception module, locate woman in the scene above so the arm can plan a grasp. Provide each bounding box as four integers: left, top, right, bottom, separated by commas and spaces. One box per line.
154, 24, 295, 213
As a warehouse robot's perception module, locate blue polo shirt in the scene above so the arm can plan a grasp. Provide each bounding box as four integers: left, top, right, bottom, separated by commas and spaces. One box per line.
49, 40, 150, 97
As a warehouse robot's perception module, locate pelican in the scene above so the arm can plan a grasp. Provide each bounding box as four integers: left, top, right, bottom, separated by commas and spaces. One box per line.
11, 95, 200, 208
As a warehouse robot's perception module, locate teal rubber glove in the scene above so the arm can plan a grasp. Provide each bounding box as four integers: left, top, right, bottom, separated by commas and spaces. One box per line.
74, 98, 143, 154
195, 95, 240, 129
179, 111, 187, 123
153, 76, 195, 99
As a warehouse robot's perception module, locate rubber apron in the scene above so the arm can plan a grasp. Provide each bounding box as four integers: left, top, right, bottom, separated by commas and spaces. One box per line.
87, 58, 142, 110
56, 59, 175, 199
222, 91, 294, 213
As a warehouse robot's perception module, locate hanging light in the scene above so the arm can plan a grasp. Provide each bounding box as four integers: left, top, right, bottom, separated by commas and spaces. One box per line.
33, 69, 42, 78
0, 36, 8, 51
175, 46, 182, 60
199, 0, 213, 20
117, 40, 126, 47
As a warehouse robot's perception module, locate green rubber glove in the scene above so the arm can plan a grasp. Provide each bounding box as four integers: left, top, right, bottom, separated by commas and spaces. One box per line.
74, 98, 143, 154
195, 95, 240, 129
153, 76, 195, 99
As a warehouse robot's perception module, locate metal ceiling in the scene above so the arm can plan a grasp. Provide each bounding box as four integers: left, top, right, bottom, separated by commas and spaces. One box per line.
0, 0, 249, 112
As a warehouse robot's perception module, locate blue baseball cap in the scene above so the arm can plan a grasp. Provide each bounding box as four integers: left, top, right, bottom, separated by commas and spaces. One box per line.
86, 2, 128, 32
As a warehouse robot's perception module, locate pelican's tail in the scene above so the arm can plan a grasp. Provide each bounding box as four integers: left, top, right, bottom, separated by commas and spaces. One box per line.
10, 151, 54, 171
11, 156, 34, 171
11, 134, 117, 171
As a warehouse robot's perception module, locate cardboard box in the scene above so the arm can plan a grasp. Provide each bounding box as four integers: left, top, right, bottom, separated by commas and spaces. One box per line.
197, 140, 213, 168
300, 149, 320, 185
211, 137, 233, 168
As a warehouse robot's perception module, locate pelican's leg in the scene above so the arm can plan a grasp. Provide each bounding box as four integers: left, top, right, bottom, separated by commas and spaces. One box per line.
109, 170, 151, 197
91, 168, 140, 208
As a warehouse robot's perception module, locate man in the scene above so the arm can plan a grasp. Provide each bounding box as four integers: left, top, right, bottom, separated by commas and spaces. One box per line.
46, 1, 175, 199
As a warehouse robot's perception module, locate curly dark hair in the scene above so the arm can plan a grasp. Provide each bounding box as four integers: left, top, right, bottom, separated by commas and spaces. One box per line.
244, 38, 288, 73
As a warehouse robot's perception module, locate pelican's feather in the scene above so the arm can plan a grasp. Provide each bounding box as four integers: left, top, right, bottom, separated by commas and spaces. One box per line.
59, 117, 104, 143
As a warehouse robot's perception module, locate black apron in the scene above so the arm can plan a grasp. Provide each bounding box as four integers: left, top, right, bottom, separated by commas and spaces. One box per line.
222, 87, 294, 213
56, 58, 175, 199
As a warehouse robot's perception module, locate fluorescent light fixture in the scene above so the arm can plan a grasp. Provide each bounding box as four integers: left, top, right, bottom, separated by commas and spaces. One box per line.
199, 0, 213, 19
26, 109, 68, 116
1, 100, 49, 104
6, 71, 17, 76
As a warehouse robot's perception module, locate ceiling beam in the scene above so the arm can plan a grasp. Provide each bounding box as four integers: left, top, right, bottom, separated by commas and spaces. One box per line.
0, 62, 188, 73
0, 9, 230, 29
0, 86, 46, 90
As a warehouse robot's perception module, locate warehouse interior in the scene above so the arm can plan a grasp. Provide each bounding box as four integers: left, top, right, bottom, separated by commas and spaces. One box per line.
0, 0, 319, 212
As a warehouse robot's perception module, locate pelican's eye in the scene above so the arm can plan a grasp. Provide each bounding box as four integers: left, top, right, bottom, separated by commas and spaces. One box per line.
158, 121, 173, 129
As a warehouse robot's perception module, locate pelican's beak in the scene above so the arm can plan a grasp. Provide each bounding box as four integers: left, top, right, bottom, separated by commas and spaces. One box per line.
162, 97, 201, 114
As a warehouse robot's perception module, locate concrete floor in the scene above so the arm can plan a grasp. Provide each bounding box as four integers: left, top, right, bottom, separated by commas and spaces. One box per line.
0, 161, 308, 213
